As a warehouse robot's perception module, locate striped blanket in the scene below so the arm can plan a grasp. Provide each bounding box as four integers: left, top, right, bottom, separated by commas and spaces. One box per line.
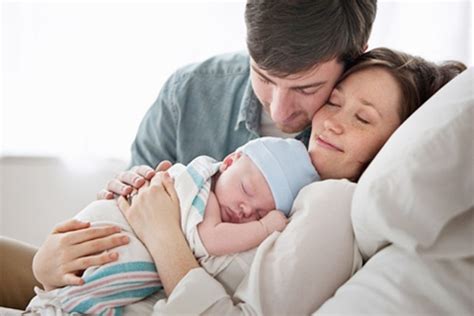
26, 156, 221, 315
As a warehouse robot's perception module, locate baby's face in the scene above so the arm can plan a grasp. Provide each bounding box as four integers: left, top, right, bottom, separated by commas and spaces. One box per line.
214, 153, 275, 223
308, 67, 402, 180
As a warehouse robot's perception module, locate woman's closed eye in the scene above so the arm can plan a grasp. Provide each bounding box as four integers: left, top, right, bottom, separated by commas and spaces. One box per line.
356, 114, 370, 124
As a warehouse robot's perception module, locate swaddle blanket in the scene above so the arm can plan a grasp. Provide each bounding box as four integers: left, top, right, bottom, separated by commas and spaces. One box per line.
27, 156, 230, 315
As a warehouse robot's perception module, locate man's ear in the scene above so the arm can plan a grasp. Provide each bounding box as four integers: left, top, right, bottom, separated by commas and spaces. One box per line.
219, 151, 241, 172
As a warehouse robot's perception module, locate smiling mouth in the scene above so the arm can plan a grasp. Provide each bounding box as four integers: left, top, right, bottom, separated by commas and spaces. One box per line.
316, 136, 344, 152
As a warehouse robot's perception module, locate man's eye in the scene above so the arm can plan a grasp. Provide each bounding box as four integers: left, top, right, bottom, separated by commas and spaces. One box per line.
297, 89, 317, 96
259, 76, 270, 84
327, 101, 340, 107
356, 115, 370, 124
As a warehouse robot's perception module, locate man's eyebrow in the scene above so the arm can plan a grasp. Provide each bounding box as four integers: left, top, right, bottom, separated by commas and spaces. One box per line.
251, 64, 327, 90
251, 65, 276, 84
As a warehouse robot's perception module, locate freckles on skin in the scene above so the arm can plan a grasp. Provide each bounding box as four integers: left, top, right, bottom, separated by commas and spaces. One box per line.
308, 67, 403, 180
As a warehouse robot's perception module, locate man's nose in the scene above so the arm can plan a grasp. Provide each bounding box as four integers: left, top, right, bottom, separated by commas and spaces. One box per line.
270, 88, 294, 124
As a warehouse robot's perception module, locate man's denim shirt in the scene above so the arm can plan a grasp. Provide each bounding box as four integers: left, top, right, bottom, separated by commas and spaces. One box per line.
130, 52, 310, 168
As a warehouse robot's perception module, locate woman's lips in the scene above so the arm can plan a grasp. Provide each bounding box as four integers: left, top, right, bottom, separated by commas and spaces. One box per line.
316, 136, 344, 152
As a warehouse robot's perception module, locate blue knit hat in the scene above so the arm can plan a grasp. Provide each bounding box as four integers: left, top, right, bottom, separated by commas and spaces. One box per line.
240, 137, 320, 216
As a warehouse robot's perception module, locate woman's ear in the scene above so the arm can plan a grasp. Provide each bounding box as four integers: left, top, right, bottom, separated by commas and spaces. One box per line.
219, 151, 241, 172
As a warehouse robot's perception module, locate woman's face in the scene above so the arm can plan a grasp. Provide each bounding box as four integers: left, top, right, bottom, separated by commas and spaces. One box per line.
308, 67, 402, 180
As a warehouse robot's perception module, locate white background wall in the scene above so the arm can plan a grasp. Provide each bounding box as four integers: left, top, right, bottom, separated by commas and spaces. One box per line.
1, 0, 473, 246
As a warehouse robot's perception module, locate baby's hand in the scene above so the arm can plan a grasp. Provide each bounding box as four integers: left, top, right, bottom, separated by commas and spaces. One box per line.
260, 210, 288, 235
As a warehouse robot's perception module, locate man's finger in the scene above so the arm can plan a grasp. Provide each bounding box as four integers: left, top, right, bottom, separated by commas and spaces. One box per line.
155, 160, 172, 172
117, 171, 146, 188
135, 165, 156, 179
97, 189, 114, 200
107, 179, 133, 196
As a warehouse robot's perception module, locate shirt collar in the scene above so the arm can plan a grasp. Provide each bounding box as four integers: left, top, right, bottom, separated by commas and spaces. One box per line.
235, 78, 261, 135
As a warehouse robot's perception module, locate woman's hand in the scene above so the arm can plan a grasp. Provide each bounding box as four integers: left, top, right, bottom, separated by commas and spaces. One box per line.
118, 168, 200, 296
117, 171, 179, 246
32, 219, 129, 291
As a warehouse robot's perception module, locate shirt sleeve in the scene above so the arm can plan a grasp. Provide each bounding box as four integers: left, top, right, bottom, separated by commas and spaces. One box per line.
153, 180, 357, 315
129, 71, 180, 168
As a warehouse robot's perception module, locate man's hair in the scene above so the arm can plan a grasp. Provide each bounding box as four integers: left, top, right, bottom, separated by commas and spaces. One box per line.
341, 47, 467, 123
245, 0, 377, 77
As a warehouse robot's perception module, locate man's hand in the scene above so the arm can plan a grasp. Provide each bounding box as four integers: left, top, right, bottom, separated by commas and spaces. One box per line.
97, 161, 173, 200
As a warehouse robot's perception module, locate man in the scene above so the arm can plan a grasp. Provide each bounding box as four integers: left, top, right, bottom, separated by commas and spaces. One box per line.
0, 0, 377, 310
98, 0, 376, 199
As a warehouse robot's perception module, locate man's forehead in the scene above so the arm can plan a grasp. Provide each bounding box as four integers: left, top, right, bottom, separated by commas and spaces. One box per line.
251, 57, 342, 80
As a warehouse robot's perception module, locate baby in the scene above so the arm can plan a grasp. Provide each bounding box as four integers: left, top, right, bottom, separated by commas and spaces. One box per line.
27, 137, 318, 315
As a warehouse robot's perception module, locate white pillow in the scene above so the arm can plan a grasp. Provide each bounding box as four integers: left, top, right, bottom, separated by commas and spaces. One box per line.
351, 67, 474, 260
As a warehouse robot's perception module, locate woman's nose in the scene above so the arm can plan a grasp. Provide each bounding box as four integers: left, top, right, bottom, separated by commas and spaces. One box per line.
323, 115, 344, 135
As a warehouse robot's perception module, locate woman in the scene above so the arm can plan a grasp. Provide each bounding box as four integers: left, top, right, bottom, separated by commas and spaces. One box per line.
30, 48, 466, 314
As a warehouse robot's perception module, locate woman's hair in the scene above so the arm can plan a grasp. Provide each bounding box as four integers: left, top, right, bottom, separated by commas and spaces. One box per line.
245, 0, 377, 77
342, 47, 466, 181
341, 47, 467, 122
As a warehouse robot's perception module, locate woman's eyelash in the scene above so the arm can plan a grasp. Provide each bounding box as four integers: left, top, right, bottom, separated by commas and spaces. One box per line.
356, 115, 370, 124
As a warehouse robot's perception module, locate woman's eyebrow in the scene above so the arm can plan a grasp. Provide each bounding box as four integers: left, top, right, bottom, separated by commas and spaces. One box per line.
359, 97, 383, 118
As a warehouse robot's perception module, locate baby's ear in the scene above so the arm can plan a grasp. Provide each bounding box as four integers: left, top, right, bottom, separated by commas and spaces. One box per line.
220, 151, 241, 172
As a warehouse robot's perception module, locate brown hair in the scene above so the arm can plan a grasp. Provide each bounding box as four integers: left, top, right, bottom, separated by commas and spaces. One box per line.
245, 0, 377, 77
340, 47, 467, 122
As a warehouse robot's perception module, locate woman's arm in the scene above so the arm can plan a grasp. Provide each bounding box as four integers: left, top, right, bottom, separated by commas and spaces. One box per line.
117, 172, 199, 296
119, 175, 358, 315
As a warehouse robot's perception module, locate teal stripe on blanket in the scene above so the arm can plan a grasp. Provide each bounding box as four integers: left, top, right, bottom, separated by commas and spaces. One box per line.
70, 286, 161, 314
187, 165, 205, 188
191, 196, 206, 216
84, 261, 157, 283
